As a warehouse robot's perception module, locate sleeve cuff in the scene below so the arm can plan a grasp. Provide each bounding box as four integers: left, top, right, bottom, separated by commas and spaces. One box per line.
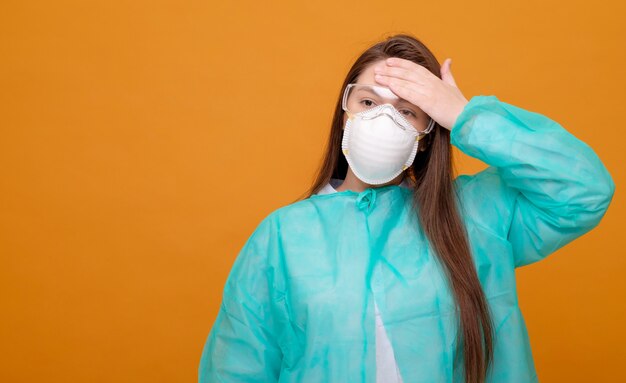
450, 95, 500, 143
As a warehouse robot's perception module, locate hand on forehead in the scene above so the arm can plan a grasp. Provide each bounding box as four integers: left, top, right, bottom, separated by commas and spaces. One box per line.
354, 59, 423, 114
356, 60, 406, 100
368, 55, 468, 131
354, 59, 425, 110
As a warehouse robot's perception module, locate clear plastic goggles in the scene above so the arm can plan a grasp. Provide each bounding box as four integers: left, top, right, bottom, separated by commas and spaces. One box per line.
341, 83, 435, 136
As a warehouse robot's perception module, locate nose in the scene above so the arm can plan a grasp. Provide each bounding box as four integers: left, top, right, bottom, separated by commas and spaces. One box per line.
379, 103, 397, 114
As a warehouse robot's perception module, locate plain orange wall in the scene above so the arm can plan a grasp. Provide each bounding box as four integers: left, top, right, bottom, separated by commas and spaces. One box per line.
1, 1, 624, 382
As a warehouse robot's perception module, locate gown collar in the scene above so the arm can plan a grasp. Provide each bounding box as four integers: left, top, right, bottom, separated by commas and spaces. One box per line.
316, 177, 414, 196
315, 177, 414, 214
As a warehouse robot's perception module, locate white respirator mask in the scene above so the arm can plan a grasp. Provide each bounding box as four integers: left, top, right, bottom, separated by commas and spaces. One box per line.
340, 83, 436, 185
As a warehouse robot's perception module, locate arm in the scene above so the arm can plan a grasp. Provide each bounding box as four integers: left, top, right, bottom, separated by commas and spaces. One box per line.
451, 95, 615, 267
198, 216, 282, 382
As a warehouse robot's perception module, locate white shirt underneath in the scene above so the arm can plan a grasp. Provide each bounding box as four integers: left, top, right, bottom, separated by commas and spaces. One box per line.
315, 178, 406, 383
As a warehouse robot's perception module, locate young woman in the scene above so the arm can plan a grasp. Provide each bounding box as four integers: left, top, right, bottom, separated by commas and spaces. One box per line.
198, 34, 615, 383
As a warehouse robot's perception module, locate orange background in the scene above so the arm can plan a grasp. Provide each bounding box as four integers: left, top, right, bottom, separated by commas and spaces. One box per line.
1, 1, 624, 382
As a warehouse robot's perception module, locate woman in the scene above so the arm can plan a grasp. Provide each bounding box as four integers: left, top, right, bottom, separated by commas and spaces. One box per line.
198, 34, 615, 383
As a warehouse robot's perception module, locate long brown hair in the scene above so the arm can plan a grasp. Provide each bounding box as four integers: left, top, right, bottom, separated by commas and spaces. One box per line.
291, 33, 494, 382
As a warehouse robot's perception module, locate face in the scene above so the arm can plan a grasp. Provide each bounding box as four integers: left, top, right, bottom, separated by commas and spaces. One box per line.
341, 59, 430, 131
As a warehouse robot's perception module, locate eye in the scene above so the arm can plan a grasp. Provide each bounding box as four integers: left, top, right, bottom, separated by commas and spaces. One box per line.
400, 109, 417, 118
360, 99, 376, 107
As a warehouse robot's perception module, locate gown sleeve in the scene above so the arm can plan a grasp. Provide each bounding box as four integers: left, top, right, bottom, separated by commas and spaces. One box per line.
450, 95, 615, 268
198, 215, 283, 382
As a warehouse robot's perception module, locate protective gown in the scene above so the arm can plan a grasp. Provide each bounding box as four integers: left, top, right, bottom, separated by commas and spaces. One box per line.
198, 95, 615, 382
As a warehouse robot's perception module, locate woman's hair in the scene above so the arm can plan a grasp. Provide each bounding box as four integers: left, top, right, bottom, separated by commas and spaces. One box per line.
292, 33, 494, 382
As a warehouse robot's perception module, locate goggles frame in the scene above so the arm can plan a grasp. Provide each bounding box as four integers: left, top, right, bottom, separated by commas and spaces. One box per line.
341, 83, 436, 139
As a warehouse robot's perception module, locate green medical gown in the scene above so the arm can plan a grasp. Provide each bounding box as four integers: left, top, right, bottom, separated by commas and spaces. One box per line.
198, 95, 615, 382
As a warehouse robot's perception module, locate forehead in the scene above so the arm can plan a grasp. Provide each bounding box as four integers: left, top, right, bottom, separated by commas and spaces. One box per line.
355, 59, 386, 85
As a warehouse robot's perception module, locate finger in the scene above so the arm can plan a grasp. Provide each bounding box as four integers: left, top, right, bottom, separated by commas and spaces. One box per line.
386, 57, 431, 77
374, 65, 425, 85
374, 75, 428, 106
441, 58, 458, 88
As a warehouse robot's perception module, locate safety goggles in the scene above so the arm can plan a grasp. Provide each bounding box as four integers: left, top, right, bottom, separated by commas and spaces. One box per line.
341, 83, 435, 136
